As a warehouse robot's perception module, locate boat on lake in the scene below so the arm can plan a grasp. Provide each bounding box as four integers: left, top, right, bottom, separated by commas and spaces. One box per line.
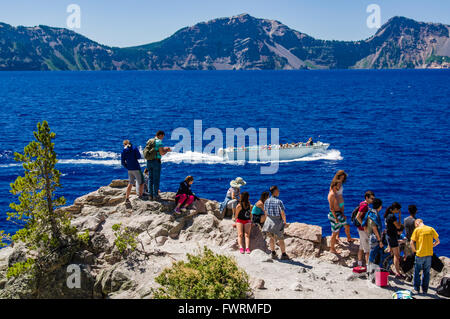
218, 141, 330, 161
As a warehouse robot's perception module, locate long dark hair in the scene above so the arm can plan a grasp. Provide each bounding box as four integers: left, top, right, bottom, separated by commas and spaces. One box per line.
240, 191, 250, 210
332, 170, 347, 185
384, 202, 402, 219
260, 191, 270, 203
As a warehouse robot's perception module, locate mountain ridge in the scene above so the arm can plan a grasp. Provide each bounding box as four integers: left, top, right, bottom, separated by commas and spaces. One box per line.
0, 14, 449, 70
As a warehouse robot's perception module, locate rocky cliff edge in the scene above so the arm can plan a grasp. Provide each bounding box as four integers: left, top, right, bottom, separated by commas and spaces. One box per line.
0, 180, 448, 299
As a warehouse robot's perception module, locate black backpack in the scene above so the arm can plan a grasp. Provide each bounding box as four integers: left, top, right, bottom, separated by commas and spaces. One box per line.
400, 254, 415, 273
351, 205, 361, 227
436, 277, 450, 297
432, 254, 444, 272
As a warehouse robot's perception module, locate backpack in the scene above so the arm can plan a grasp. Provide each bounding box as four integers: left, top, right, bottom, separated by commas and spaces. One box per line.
436, 277, 450, 297
351, 205, 361, 227
143, 138, 157, 160
432, 254, 444, 272
362, 208, 378, 229
400, 254, 415, 273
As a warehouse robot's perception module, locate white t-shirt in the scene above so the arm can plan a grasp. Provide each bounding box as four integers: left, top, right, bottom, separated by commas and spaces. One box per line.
337, 185, 344, 196
226, 187, 240, 200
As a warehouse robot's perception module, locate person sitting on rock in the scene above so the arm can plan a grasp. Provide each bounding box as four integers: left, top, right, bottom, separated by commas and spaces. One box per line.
251, 191, 269, 227
235, 191, 252, 254
174, 176, 198, 215
219, 177, 246, 219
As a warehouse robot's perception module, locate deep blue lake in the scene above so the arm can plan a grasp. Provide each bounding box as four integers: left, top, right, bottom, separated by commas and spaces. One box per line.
0, 70, 449, 256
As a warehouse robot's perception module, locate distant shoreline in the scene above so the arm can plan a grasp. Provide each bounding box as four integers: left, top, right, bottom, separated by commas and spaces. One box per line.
1, 68, 450, 72
1, 15, 449, 71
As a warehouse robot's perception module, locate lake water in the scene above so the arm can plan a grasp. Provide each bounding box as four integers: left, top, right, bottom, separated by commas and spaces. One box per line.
0, 70, 449, 256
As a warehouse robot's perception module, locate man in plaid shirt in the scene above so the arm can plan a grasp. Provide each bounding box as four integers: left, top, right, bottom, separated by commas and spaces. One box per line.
263, 186, 289, 260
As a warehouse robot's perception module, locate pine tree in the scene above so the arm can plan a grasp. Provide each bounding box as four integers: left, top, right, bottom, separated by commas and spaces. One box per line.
6, 121, 87, 285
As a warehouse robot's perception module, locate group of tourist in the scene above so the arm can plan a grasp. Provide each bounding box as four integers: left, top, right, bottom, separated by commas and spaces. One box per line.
121, 130, 171, 203
223, 137, 314, 152
327, 170, 440, 294
121, 132, 441, 295
219, 178, 289, 259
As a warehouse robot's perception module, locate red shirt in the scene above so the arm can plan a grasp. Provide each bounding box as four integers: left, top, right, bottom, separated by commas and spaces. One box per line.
358, 201, 369, 230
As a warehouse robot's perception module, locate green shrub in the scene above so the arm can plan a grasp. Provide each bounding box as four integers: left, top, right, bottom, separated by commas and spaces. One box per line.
0, 230, 10, 248
7, 258, 35, 278
112, 223, 137, 255
153, 247, 251, 299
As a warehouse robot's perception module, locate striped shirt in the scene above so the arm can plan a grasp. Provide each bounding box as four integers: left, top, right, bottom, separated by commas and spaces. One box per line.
264, 196, 285, 217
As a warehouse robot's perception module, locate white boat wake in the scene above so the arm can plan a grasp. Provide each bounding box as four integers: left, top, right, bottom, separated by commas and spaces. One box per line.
0, 149, 342, 168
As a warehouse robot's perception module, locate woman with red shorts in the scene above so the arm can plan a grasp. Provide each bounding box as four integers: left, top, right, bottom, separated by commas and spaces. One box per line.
235, 192, 252, 254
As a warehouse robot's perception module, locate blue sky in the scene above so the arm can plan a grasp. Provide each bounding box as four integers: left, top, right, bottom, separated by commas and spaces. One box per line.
0, 0, 449, 47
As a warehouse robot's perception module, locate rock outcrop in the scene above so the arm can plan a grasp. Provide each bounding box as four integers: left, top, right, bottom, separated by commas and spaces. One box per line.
0, 180, 448, 299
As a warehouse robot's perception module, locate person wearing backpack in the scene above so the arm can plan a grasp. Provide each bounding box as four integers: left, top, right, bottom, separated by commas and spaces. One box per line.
410, 219, 440, 295
355, 190, 375, 267
144, 130, 171, 200
366, 198, 384, 269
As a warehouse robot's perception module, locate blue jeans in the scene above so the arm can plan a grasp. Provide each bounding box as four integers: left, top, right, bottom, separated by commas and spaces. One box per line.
414, 255, 432, 293
369, 234, 384, 266
147, 159, 161, 197
369, 244, 385, 267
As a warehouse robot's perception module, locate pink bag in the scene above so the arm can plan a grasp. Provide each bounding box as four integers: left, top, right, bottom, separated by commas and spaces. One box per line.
375, 270, 389, 287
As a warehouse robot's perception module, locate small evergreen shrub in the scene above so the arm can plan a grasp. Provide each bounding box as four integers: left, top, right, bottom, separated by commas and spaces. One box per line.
112, 223, 137, 255
0, 230, 10, 248
153, 247, 251, 299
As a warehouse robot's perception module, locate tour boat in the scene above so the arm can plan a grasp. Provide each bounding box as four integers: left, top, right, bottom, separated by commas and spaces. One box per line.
218, 141, 330, 161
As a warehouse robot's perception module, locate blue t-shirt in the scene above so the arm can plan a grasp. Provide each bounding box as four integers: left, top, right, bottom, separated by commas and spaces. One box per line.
155, 138, 163, 159
251, 205, 264, 215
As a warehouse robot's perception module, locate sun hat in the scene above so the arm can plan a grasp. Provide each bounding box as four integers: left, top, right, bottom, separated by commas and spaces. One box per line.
230, 177, 246, 188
